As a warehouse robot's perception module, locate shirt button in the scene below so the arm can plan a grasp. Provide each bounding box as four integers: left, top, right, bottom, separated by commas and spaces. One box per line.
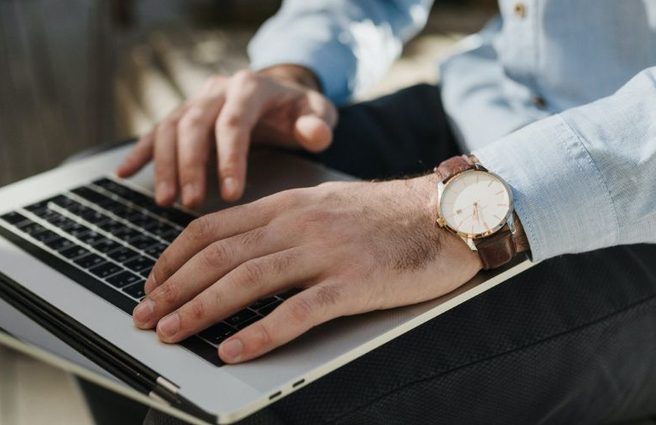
532, 95, 546, 108
514, 3, 527, 18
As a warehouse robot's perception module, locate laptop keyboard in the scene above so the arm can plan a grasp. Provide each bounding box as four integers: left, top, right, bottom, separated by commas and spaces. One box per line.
0, 177, 297, 366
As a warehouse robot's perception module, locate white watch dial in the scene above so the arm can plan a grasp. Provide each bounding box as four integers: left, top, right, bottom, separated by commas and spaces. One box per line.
439, 170, 512, 237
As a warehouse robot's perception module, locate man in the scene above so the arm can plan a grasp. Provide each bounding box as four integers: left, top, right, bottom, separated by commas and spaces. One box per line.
112, 0, 656, 423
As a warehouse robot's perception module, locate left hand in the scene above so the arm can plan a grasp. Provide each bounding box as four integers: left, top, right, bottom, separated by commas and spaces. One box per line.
132, 176, 482, 363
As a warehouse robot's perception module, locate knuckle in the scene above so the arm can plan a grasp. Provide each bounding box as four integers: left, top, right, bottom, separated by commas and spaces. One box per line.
187, 216, 213, 242
286, 296, 314, 324
240, 260, 266, 288
203, 241, 229, 267
248, 322, 273, 349
186, 297, 207, 321
236, 227, 265, 247
154, 282, 179, 306
232, 69, 257, 86
159, 116, 178, 131
218, 111, 242, 130
178, 108, 205, 131
313, 285, 341, 309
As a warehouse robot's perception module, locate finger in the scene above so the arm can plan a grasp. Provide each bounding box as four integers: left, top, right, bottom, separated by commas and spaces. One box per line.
134, 226, 286, 328
143, 194, 284, 294
293, 115, 333, 152
116, 131, 155, 177
292, 90, 337, 152
153, 107, 188, 206
216, 71, 267, 201
177, 96, 225, 208
155, 248, 317, 343
219, 284, 345, 363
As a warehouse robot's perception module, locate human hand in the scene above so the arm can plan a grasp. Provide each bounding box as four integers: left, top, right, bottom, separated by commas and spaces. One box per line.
116, 66, 337, 207
132, 175, 482, 363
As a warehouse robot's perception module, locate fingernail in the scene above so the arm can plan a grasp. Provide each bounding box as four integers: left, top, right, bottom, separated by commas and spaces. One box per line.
182, 184, 197, 206
133, 298, 155, 325
158, 313, 180, 338
221, 338, 243, 361
223, 177, 238, 198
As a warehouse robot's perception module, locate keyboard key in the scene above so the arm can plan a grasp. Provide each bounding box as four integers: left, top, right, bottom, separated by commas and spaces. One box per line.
78, 208, 109, 224
200, 323, 236, 345
144, 243, 167, 259
71, 186, 107, 204
106, 271, 141, 288
68, 225, 91, 239
92, 239, 122, 254
124, 257, 155, 273
74, 254, 105, 269
44, 236, 75, 252
60, 246, 91, 259
115, 227, 142, 242
234, 315, 261, 330
31, 229, 60, 244
18, 221, 48, 236
1, 211, 29, 226
97, 219, 126, 233
145, 221, 177, 236
107, 246, 139, 263
225, 309, 257, 327
123, 281, 146, 299
250, 297, 279, 311
128, 235, 158, 250
76, 231, 106, 246
42, 211, 68, 226
24, 199, 53, 213
49, 195, 78, 208
160, 229, 181, 242
54, 217, 80, 231
89, 262, 123, 279
258, 299, 283, 316
139, 269, 152, 278
31, 207, 59, 220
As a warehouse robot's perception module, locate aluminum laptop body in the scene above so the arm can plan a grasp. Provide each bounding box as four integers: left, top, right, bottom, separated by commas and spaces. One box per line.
0, 143, 533, 423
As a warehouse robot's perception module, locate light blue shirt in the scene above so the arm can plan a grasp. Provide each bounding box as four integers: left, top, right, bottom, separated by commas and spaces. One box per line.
249, 0, 656, 262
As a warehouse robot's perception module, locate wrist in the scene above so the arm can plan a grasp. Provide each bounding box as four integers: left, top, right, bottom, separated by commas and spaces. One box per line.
257, 64, 322, 92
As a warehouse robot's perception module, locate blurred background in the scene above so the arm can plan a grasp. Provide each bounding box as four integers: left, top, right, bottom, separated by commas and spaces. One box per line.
0, 1, 495, 424
0, 0, 496, 187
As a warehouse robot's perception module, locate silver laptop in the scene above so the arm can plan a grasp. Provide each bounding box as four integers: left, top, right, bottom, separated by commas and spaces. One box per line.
0, 142, 534, 424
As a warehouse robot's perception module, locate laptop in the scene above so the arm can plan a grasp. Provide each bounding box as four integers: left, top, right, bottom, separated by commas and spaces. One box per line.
0, 142, 534, 424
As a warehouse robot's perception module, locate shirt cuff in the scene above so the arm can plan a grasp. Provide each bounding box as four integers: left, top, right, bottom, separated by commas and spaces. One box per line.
248, 31, 356, 105
473, 114, 619, 262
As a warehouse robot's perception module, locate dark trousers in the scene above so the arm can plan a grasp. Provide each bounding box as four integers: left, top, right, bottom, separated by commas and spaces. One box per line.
86, 85, 656, 425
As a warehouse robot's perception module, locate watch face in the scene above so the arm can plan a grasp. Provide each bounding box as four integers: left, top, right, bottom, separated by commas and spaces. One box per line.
439, 170, 512, 238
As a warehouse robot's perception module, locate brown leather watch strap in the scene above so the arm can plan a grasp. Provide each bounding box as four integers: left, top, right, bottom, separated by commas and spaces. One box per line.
474, 226, 516, 269
433, 154, 479, 182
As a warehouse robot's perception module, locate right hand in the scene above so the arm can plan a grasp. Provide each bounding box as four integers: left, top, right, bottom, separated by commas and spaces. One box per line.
116, 66, 338, 207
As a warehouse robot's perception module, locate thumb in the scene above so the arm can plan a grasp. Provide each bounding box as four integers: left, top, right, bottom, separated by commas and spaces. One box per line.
293, 114, 333, 152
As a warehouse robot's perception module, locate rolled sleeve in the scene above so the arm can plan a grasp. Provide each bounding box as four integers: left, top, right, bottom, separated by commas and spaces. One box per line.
473, 115, 618, 262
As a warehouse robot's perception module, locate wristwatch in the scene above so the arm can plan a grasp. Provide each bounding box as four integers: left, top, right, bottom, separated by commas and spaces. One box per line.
434, 155, 529, 270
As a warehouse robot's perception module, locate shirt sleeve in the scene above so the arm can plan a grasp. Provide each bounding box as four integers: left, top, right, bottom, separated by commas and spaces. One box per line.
248, 0, 434, 105
473, 67, 656, 262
